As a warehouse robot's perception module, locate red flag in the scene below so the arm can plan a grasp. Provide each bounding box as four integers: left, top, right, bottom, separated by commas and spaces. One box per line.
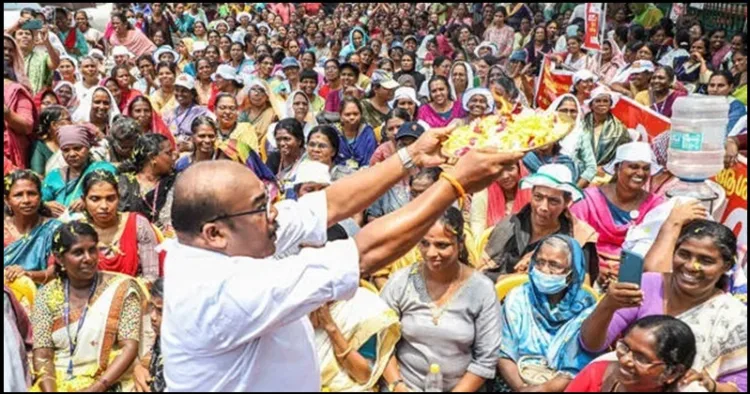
712, 155, 748, 246
583, 3, 603, 52
610, 95, 672, 141
534, 56, 574, 110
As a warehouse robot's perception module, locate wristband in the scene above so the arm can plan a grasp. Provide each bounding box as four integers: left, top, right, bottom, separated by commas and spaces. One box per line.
387, 379, 405, 392
397, 147, 416, 171
439, 172, 466, 209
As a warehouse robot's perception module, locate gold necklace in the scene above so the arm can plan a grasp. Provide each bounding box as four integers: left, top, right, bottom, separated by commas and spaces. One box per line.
423, 263, 464, 326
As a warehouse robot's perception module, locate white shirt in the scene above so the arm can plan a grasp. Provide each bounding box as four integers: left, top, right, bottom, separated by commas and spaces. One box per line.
161, 191, 361, 392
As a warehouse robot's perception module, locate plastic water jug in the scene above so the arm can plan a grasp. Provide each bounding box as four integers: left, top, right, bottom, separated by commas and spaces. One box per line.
425, 364, 443, 392
667, 95, 728, 181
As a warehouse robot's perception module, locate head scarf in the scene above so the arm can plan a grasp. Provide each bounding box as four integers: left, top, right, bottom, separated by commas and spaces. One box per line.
3, 34, 31, 91
462, 87, 495, 115
266, 90, 318, 151
416, 34, 435, 60
53, 81, 80, 111
57, 55, 80, 82
435, 35, 454, 59
546, 93, 584, 158
33, 88, 60, 109
605, 37, 625, 68
57, 124, 97, 148
71, 86, 121, 124
449, 61, 477, 101
341, 26, 369, 60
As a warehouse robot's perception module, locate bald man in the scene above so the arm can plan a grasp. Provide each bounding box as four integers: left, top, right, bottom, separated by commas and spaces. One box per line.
161, 128, 523, 391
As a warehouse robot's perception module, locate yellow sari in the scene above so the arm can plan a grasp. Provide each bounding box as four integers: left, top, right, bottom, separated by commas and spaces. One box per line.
317, 288, 401, 392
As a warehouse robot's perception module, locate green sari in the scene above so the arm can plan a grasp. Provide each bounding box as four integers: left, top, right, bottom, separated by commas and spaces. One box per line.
41, 161, 117, 207
582, 113, 631, 167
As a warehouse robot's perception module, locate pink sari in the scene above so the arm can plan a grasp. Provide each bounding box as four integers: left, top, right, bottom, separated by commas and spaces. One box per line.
4, 81, 36, 169
109, 29, 157, 57
570, 187, 664, 259
416, 100, 466, 128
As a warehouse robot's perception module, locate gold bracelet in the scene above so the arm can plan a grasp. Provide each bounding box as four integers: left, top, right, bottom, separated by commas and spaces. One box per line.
439, 172, 467, 209
335, 344, 353, 359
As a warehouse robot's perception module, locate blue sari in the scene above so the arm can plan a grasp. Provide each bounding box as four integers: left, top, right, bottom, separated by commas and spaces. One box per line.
335, 124, 378, 170
500, 235, 598, 375
41, 161, 117, 207
4, 219, 62, 272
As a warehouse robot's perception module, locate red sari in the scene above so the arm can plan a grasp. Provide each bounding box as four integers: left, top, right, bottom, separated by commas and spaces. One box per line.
565, 361, 610, 392
98, 213, 141, 277
485, 163, 531, 227
123, 96, 176, 148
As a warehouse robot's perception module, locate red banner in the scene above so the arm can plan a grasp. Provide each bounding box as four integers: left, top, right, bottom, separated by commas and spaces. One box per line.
534, 57, 574, 110
713, 155, 748, 247
610, 95, 672, 141
583, 3, 603, 52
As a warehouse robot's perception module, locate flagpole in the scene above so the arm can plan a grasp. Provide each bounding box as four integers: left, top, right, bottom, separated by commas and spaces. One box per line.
599, 3, 607, 71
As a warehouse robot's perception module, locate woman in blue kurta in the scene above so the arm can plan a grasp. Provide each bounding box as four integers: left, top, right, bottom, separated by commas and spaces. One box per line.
4, 170, 62, 285
334, 96, 378, 169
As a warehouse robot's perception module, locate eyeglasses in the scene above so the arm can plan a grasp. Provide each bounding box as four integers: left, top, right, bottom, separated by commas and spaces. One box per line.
615, 341, 666, 370
533, 259, 570, 275
200, 200, 272, 229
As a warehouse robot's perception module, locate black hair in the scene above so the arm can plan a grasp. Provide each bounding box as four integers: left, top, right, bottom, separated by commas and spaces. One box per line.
109, 115, 142, 142
51, 221, 99, 277
615, 25, 629, 44
339, 62, 361, 78
676, 219, 737, 290
127, 95, 154, 116
205, 44, 221, 58
635, 42, 661, 60
427, 75, 452, 101
655, 65, 675, 83
410, 167, 442, 187
190, 115, 218, 137
659, 18, 674, 38
156, 60, 177, 75
626, 40, 644, 54
119, 133, 169, 174
110, 12, 133, 30
213, 92, 238, 110
136, 54, 154, 67
693, 36, 711, 58
709, 70, 735, 87
622, 315, 697, 385
434, 206, 469, 264
708, 28, 727, 40
494, 7, 508, 18
675, 29, 691, 50
300, 69, 319, 83
377, 57, 395, 71
3, 169, 52, 217
301, 50, 316, 64
339, 95, 363, 117
307, 125, 341, 157
4, 60, 17, 82
274, 118, 305, 145
37, 105, 68, 140
272, 49, 286, 65
385, 107, 412, 124
151, 277, 164, 299
629, 24, 647, 42
325, 58, 340, 69
82, 168, 119, 197
110, 64, 131, 80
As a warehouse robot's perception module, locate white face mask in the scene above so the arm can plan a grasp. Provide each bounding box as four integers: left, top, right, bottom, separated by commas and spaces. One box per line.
128, 18, 137, 26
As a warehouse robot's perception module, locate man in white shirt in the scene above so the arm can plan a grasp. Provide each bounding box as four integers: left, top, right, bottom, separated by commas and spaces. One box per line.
161, 129, 522, 391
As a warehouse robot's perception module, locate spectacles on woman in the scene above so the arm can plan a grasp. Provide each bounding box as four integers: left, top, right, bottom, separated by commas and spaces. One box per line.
615, 340, 666, 370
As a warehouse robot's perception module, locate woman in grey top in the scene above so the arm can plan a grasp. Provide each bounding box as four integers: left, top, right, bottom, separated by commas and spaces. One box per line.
381, 207, 501, 392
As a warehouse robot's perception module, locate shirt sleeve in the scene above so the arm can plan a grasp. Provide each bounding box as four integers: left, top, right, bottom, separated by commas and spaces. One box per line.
273, 190, 328, 254
216, 239, 360, 345
31, 286, 55, 349
117, 291, 143, 341
468, 280, 501, 380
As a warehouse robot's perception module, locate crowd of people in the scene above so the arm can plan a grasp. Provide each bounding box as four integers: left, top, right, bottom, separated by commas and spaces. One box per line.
3, 2, 748, 393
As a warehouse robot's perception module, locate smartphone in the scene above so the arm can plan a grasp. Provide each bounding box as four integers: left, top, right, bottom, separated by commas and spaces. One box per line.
618, 250, 645, 286
21, 19, 43, 31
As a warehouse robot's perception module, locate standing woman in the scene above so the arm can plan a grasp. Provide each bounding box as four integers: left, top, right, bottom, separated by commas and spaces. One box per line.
80, 170, 161, 281
56, 57, 79, 84
524, 26, 553, 76
335, 97, 378, 169
369, 109, 412, 166
93, 116, 142, 168
150, 62, 178, 115
269, 118, 307, 200
71, 86, 121, 137
31, 220, 144, 392
4, 170, 62, 286
163, 74, 211, 153
417, 76, 466, 128
41, 125, 117, 211
581, 88, 631, 173
175, 116, 219, 172
240, 79, 282, 156
267, 91, 317, 153
219, 35, 232, 63
394, 52, 425, 93
213, 94, 259, 153
75, 10, 104, 51
124, 95, 176, 147
193, 58, 214, 106
361, 70, 400, 130
229, 42, 254, 75
110, 64, 141, 113
306, 125, 356, 182
30, 105, 71, 177
53, 82, 79, 114
117, 134, 178, 233
108, 12, 156, 57
4, 59, 36, 170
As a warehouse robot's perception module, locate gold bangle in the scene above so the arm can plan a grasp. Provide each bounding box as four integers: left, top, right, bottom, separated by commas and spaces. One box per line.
439, 172, 466, 209
335, 344, 353, 359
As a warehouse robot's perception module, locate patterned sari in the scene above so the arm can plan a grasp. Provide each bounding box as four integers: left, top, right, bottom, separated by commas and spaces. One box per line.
581, 112, 631, 167
317, 288, 400, 391
31, 273, 145, 392
41, 161, 117, 207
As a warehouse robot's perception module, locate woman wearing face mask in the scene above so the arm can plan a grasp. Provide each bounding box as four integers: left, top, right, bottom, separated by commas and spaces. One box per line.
4, 170, 62, 286
380, 207, 501, 392
497, 235, 598, 392
117, 133, 178, 234
567, 315, 697, 392
41, 125, 117, 214
634, 66, 687, 118
30, 220, 144, 392
571, 142, 665, 290
30, 105, 71, 177
417, 76, 466, 128
175, 116, 219, 173
581, 219, 746, 392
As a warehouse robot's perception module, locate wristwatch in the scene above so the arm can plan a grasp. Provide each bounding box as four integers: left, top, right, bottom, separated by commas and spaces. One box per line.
387, 379, 405, 392
397, 147, 416, 171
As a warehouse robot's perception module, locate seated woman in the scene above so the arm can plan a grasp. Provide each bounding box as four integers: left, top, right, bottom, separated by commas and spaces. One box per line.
80, 170, 161, 282
567, 315, 697, 392
71, 86, 121, 137
266, 119, 306, 200
634, 66, 687, 118
4, 170, 62, 286
306, 125, 356, 182
731, 48, 747, 105
335, 97, 378, 170
550, 94, 597, 188
580, 88, 631, 181
570, 142, 665, 290
674, 37, 713, 93
324, 62, 364, 121
134, 278, 166, 392
707, 70, 747, 134
110, 64, 142, 113
239, 79, 282, 158
117, 133, 178, 234
31, 221, 144, 392
175, 116, 219, 172
266, 90, 317, 154
310, 274, 400, 391
497, 235, 598, 392
448, 61, 478, 104
361, 70, 400, 129
370, 109, 412, 166
91, 116, 141, 167
469, 160, 530, 238
29, 105, 71, 177
123, 95, 176, 147
579, 220, 746, 392
41, 125, 117, 213
213, 93, 259, 152
451, 87, 495, 127
381, 207, 500, 392
417, 76, 466, 128
522, 135, 580, 186
162, 74, 212, 153
482, 165, 598, 284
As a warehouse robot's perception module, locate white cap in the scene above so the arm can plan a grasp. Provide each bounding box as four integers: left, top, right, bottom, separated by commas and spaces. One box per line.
174, 73, 195, 90
293, 160, 332, 186
573, 69, 598, 85
153, 46, 181, 64
603, 142, 663, 175
520, 164, 584, 202
474, 41, 498, 58
462, 87, 495, 114
112, 45, 134, 58
388, 87, 419, 109
212, 64, 243, 84
585, 86, 621, 107
629, 60, 655, 75
192, 41, 208, 54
